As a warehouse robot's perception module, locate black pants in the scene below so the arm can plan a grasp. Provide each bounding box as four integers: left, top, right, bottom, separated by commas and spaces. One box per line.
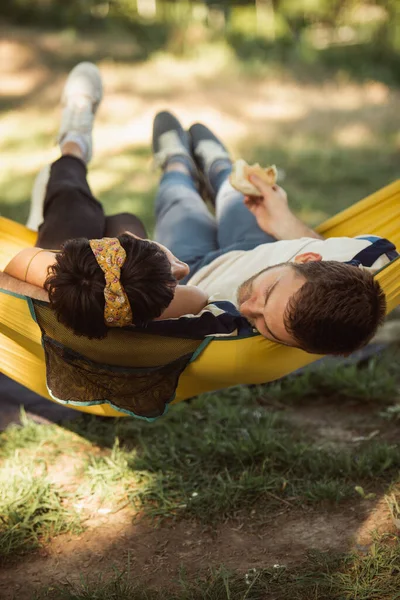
36, 156, 147, 249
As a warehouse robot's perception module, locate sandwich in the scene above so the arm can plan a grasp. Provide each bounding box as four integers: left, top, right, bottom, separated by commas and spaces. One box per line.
230, 159, 277, 196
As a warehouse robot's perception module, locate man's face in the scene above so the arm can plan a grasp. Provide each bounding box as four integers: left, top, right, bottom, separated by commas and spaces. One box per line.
237, 263, 306, 346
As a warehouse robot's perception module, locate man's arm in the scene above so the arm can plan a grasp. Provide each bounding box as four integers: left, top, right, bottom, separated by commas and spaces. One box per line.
244, 175, 323, 241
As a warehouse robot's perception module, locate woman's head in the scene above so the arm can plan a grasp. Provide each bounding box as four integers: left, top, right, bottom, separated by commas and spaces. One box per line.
44, 234, 179, 338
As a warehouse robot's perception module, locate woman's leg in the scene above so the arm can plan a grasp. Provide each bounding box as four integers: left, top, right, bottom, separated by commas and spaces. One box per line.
36, 152, 106, 249
33, 61, 104, 249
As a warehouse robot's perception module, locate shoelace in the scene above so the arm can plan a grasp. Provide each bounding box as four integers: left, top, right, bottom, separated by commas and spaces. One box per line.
61, 97, 93, 134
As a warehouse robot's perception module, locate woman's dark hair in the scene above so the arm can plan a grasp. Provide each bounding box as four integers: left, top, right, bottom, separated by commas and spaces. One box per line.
44, 234, 176, 338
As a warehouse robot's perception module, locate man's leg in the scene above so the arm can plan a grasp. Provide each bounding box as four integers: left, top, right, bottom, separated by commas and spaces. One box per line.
155, 165, 218, 266
152, 112, 218, 278
190, 123, 275, 251
28, 62, 104, 249
215, 177, 276, 250
104, 213, 147, 238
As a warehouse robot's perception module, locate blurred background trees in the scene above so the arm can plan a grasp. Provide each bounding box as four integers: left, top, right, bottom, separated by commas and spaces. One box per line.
1, 0, 399, 83
0, 0, 398, 235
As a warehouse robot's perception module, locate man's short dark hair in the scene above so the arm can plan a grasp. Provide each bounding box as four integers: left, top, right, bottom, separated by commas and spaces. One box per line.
44, 234, 176, 338
284, 261, 386, 355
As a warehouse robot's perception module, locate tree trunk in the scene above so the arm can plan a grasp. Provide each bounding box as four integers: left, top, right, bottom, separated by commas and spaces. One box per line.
256, 0, 275, 39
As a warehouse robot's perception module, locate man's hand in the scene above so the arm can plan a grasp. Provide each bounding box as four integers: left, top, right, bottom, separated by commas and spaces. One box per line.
243, 174, 322, 241
244, 176, 289, 236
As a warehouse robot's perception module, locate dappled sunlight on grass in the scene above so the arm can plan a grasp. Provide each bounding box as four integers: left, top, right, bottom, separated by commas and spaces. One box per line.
1, 39, 34, 72
89, 152, 151, 192
101, 44, 235, 94
1, 69, 47, 98
0, 110, 56, 147
241, 98, 307, 122
0, 40, 48, 101
1, 28, 398, 230
256, 79, 390, 111
94, 112, 155, 152
1, 352, 400, 594
334, 122, 375, 147
355, 496, 395, 545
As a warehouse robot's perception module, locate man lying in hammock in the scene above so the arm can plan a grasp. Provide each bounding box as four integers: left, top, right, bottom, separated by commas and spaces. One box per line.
151, 111, 398, 355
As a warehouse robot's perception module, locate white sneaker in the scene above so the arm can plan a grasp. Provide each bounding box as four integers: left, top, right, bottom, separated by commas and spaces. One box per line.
26, 164, 50, 231
26, 63, 102, 231
58, 62, 103, 163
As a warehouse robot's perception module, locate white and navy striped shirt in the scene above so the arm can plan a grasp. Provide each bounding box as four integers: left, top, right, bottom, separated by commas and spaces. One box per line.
141, 235, 398, 339
188, 235, 398, 306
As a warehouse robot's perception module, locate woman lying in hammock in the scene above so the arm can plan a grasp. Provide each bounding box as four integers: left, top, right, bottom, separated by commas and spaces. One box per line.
4, 233, 208, 339
4, 64, 209, 340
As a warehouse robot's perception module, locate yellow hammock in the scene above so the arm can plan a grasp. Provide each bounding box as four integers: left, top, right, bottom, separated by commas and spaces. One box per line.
0, 179, 399, 418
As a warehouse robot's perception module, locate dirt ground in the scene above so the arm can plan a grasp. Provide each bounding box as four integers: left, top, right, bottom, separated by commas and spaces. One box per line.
0, 508, 379, 598
0, 398, 396, 599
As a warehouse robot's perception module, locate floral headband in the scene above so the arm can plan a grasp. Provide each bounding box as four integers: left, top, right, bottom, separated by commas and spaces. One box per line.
89, 237, 133, 328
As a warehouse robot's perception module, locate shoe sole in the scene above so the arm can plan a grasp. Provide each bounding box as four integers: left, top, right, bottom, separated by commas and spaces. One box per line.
26, 164, 51, 231
189, 123, 231, 203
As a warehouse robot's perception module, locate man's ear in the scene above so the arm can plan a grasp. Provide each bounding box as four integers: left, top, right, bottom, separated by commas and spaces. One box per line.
294, 252, 322, 264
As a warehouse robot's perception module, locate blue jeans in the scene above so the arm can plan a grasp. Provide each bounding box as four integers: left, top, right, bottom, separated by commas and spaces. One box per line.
154, 169, 276, 284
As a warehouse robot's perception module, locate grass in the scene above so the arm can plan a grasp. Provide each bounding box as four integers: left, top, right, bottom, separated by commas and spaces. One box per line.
262, 349, 400, 404
0, 353, 400, 595
228, 32, 400, 88
32, 533, 400, 599
40, 350, 400, 523
75, 438, 154, 506
0, 458, 81, 561
0, 408, 85, 460
64, 348, 400, 522
0, 410, 84, 561
2, 354, 400, 563
0, 27, 399, 232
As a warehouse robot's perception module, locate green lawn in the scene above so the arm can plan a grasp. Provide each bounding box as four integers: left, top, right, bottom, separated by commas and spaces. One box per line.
0, 27, 398, 232
1, 350, 400, 598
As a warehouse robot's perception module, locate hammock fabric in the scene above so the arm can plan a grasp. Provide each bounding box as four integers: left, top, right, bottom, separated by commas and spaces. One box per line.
0, 179, 399, 418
